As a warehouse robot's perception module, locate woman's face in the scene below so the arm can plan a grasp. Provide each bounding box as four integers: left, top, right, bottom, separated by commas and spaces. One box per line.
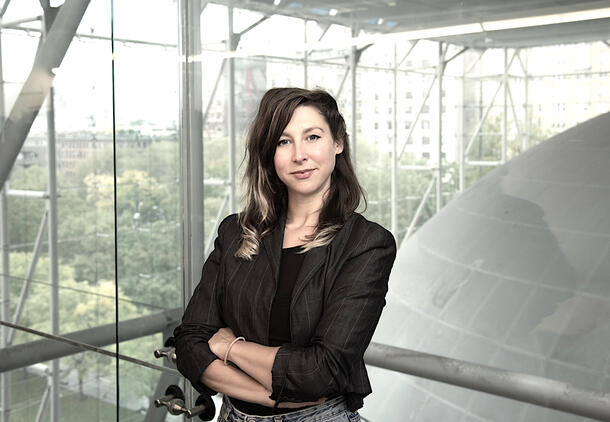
273, 105, 343, 202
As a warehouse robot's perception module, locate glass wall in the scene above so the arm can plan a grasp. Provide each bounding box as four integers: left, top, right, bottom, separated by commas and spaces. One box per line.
1, 0, 609, 421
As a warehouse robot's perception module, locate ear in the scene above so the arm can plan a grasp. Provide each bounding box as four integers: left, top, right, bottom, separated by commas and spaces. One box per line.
334, 138, 344, 155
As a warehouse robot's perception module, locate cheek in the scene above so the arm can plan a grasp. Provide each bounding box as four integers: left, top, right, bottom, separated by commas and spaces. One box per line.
273, 150, 286, 175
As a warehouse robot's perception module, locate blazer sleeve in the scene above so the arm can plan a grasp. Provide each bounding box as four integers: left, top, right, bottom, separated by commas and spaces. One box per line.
173, 215, 233, 395
269, 225, 397, 402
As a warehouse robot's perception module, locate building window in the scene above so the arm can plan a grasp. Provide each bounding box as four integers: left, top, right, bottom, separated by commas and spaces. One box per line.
405, 121, 412, 129
422, 152, 430, 159
405, 91, 413, 99
422, 136, 430, 144
374, 122, 379, 130
422, 105, 430, 113
388, 121, 392, 129
421, 120, 430, 130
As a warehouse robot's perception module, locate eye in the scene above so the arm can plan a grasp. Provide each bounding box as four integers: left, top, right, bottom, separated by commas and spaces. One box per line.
306, 134, 320, 142
277, 139, 289, 146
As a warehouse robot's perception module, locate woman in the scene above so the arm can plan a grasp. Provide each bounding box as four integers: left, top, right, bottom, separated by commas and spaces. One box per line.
174, 88, 396, 422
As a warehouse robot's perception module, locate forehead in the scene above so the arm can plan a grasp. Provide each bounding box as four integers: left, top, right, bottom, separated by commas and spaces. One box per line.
283, 105, 329, 131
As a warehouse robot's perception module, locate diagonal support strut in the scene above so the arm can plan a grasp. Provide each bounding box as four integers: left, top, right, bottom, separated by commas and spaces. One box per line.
0, 0, 91, 190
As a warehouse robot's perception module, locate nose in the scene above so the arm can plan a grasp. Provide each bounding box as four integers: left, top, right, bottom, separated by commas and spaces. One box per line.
292, 141, 307, 162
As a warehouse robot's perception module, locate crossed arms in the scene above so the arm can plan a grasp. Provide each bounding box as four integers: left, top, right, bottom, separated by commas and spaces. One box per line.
173, 216, 396, 409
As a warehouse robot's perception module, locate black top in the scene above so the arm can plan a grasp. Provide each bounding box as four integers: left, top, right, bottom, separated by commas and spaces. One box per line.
230, 245, 307, 416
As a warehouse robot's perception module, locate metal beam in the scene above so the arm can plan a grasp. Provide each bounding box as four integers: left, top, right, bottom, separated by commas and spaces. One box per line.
202, 59, 226, 127
335, 64, 350, 99
303, 20, 308, 88
0, 23, 8, 421
398, 40, 418, 67
0, 308, 181, 372
227, 6, 236, 213
2, 15, 42, 27
350, 26, 358, 168
364, 342, 610, 422
0, 0, 10, 18
3, 23, 177, 48
7, 210, 48, 345
391, 42, 397, 236
237, 15, 268, 37
463, 50, 518, 160
506, 80, 522, 141
398, 73, 438, 160
179, 0, 205, 408
6, 189, 49, 198
0, 0, 91, 191
463, 80, 503, 157
0, 186, 10, 422
502, 48, 508, 164
403, 173, 435, 244
178, 0, 204, 305
34, 384, 50, 422
464, 49, 486, 75
435, 42, 446, 213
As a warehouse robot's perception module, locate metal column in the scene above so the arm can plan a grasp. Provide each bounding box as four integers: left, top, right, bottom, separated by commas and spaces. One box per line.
303, 20, 308, 89
0, 187, 10, 422
391, 42, 397, 235
435, 43, 445, 213
227, 6, 236, 213
458, 59, 465, 193
178, 0, 204, 408
38, 6, 61, 419
522, 51, 530, 151
46, 71, 61, 422
0, 11, 11, 422
179, 0, 204, 302
350, 27, 358, 168
502, 48, 508, 163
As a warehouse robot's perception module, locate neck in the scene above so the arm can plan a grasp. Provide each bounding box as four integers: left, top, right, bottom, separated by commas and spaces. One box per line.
285, 191, 326, 228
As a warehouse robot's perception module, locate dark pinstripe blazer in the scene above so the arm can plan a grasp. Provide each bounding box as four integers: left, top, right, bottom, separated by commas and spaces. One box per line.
173, 212, 396, 411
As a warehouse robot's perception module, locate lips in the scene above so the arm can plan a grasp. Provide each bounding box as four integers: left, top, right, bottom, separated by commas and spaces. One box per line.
291, 168, 315, 175
290, 168, 315, 179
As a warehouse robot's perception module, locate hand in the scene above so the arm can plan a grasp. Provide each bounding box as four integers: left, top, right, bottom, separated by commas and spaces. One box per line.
208, 327, 237, 360
277, 397, 327, 409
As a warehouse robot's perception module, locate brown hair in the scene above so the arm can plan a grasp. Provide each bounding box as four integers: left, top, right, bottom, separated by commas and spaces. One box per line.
236, 87, 365, 260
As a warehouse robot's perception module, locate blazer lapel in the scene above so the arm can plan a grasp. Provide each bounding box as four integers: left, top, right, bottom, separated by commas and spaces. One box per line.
291, 244, 328, 308
261, 214, 286, 285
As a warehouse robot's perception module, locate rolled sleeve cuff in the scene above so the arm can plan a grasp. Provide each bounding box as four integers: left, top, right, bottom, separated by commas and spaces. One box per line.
175, 340, 218, 397
269, 344, 293, 402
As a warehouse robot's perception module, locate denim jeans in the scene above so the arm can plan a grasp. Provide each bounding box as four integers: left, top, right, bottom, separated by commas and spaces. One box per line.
217, 395, 361, 422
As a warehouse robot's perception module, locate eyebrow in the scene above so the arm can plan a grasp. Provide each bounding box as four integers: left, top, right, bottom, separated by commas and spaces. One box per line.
281, 127, 325, 138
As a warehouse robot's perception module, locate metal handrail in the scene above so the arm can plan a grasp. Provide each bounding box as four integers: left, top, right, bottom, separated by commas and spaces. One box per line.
2, 318, 609, 420
364, 342, 610, 422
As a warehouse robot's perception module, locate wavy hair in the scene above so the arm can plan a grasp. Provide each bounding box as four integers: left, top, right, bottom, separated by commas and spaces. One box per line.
236, 87, 365, 260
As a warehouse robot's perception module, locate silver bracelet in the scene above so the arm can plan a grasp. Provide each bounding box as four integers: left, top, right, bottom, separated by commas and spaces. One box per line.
224, 336, 245, 365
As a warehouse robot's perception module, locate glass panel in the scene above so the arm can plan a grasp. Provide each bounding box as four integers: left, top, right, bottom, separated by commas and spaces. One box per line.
2, 346, 117, 421
112, 0, 181, 419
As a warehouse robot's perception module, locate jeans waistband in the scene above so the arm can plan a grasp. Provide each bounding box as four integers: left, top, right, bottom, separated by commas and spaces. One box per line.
220, 395, 348, 422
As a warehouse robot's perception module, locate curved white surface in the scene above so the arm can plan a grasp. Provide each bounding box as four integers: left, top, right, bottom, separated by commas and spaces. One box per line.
366, 112, 610, 422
